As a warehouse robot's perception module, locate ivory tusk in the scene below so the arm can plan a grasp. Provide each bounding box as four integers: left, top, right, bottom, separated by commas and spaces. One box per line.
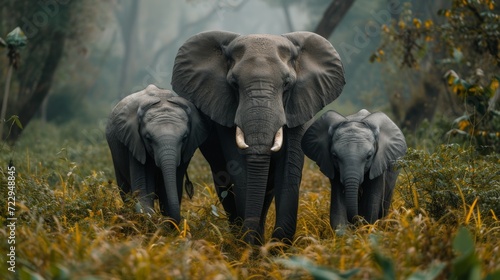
270, 127, 283, 152
236, 126, 249, 149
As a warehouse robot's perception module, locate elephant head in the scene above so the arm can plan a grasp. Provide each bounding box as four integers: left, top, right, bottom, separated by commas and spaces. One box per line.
172, 31, 345, 242
302, 109, 407, 223
172, 31, 345, 154
108, 85, 208, 223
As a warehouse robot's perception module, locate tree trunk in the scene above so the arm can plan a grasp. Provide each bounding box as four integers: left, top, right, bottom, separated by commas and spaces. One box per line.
116, 0, 139, 98
7, 30, 66, 142
314, 0, 356, 39
281, 0, 294, 32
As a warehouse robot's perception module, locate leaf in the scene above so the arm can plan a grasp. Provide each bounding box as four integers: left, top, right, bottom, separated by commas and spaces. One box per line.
484, 271, 500, 280
211, 205, 219, 217
0, 37, 6, 47
453, 48, 464, 63
7, 115, 23, 129
370, 234, 396, 280
407, 263, 445, 280
276, 257, 359, 280
373, 250, 396, 280
451, 227, 482, 279
221, 190, 228, 199
5, 27, 27, 49
453, 227, 474, 255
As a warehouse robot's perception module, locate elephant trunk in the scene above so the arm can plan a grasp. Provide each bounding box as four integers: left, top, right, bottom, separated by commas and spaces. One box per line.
234, 88, 286, 155
344, 176, 360, 223
243, 154, 271, 245
159, 150, 181, 224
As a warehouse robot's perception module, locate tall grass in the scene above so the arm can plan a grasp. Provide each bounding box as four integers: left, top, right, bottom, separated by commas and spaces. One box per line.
1, 120, 499, 279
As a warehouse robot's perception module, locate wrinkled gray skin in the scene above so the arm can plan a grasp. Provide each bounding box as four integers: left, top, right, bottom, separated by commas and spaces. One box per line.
172, 31, 345, 245
302, 109, 407, 229
106, 85, 208, 224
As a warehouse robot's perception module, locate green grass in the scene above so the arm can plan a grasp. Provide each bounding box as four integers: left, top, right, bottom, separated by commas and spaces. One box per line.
1, 120, 499, 279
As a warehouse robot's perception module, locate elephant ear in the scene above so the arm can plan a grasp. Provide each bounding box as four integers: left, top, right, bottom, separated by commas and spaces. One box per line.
109, 90, 161, 164
301, 110, 347, 179
171, 31, 240, 127
362, 112, 407, 179
282, 32, 346, 128
167, 96, 210, 163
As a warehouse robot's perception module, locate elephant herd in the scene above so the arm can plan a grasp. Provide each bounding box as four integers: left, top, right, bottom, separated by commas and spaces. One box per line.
105, 31, 408, 246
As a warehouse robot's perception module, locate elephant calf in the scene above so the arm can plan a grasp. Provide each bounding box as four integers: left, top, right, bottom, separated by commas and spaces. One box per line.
301, 109, 407, 229
106, 84, 208, 223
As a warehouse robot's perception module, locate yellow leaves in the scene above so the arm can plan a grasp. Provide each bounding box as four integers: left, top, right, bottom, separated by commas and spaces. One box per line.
444, 10, 452, 18
424, 19, 433, 29
382, 24, 390, 33
458, 119, 471, 131
490, 77, 499, 91
398, 20, 406, 29
369, 49, 385, 63
413, 18, 422, 29
484, 0, 496, 10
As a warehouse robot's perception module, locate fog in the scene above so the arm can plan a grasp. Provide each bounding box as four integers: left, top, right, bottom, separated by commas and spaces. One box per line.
87, 0, 386, 114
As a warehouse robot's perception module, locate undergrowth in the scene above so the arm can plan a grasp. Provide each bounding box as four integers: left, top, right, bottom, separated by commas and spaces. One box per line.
0, 120, 499, 279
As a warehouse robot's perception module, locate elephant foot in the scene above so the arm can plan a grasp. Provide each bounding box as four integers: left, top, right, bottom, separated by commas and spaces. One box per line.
242, 217, 264, 246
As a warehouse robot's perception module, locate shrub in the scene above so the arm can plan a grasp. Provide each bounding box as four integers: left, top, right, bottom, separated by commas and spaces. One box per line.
398, 144, 500, 221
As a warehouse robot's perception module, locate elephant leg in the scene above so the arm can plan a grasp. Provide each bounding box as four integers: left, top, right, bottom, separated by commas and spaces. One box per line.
271, 126, 304, 244
155, 167, 167, 214
177, 160, 190, 203
359, 174, 385, 223
200, 127, 239, 223
381, 167, 399, 218
108, 140, 132, 201
129, 155, 155, 214
330, 177, 348, 229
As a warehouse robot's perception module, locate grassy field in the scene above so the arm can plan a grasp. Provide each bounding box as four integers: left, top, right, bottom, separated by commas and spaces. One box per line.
1, 120, 499, 279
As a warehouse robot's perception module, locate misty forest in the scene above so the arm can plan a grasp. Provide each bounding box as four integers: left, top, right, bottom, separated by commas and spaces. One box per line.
1, 0, 500, 279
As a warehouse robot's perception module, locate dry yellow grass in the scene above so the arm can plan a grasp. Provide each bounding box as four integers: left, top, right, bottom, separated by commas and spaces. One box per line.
1, 124, 499, 279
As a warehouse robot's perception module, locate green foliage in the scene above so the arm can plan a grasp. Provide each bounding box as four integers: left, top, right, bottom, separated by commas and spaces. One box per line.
450, 227, 500, 280
374, 0, 500, 152
5, 27, 27, 49
398, 144, 500, 220
444, 71, 500, 152
276, 256, 360, 279
370, 235, 445, 280
276, 226, 500, 280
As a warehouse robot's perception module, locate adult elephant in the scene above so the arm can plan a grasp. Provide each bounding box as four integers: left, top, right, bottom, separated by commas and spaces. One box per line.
172, 31, 345, 245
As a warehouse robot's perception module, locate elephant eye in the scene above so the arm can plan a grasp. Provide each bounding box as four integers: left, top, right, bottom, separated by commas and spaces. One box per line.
145, 133, 153, 143
228, 75, 239, 90
283, 76, 292, 90
366, 152, 374, 160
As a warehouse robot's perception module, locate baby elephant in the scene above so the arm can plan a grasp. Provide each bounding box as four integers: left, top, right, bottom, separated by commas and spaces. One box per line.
106, 85, 208, 223
302, 109, 407, 228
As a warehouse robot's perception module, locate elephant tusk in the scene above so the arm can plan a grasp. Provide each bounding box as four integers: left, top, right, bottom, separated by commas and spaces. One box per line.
236, 126, 249, 149
270, 127, 283, 152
